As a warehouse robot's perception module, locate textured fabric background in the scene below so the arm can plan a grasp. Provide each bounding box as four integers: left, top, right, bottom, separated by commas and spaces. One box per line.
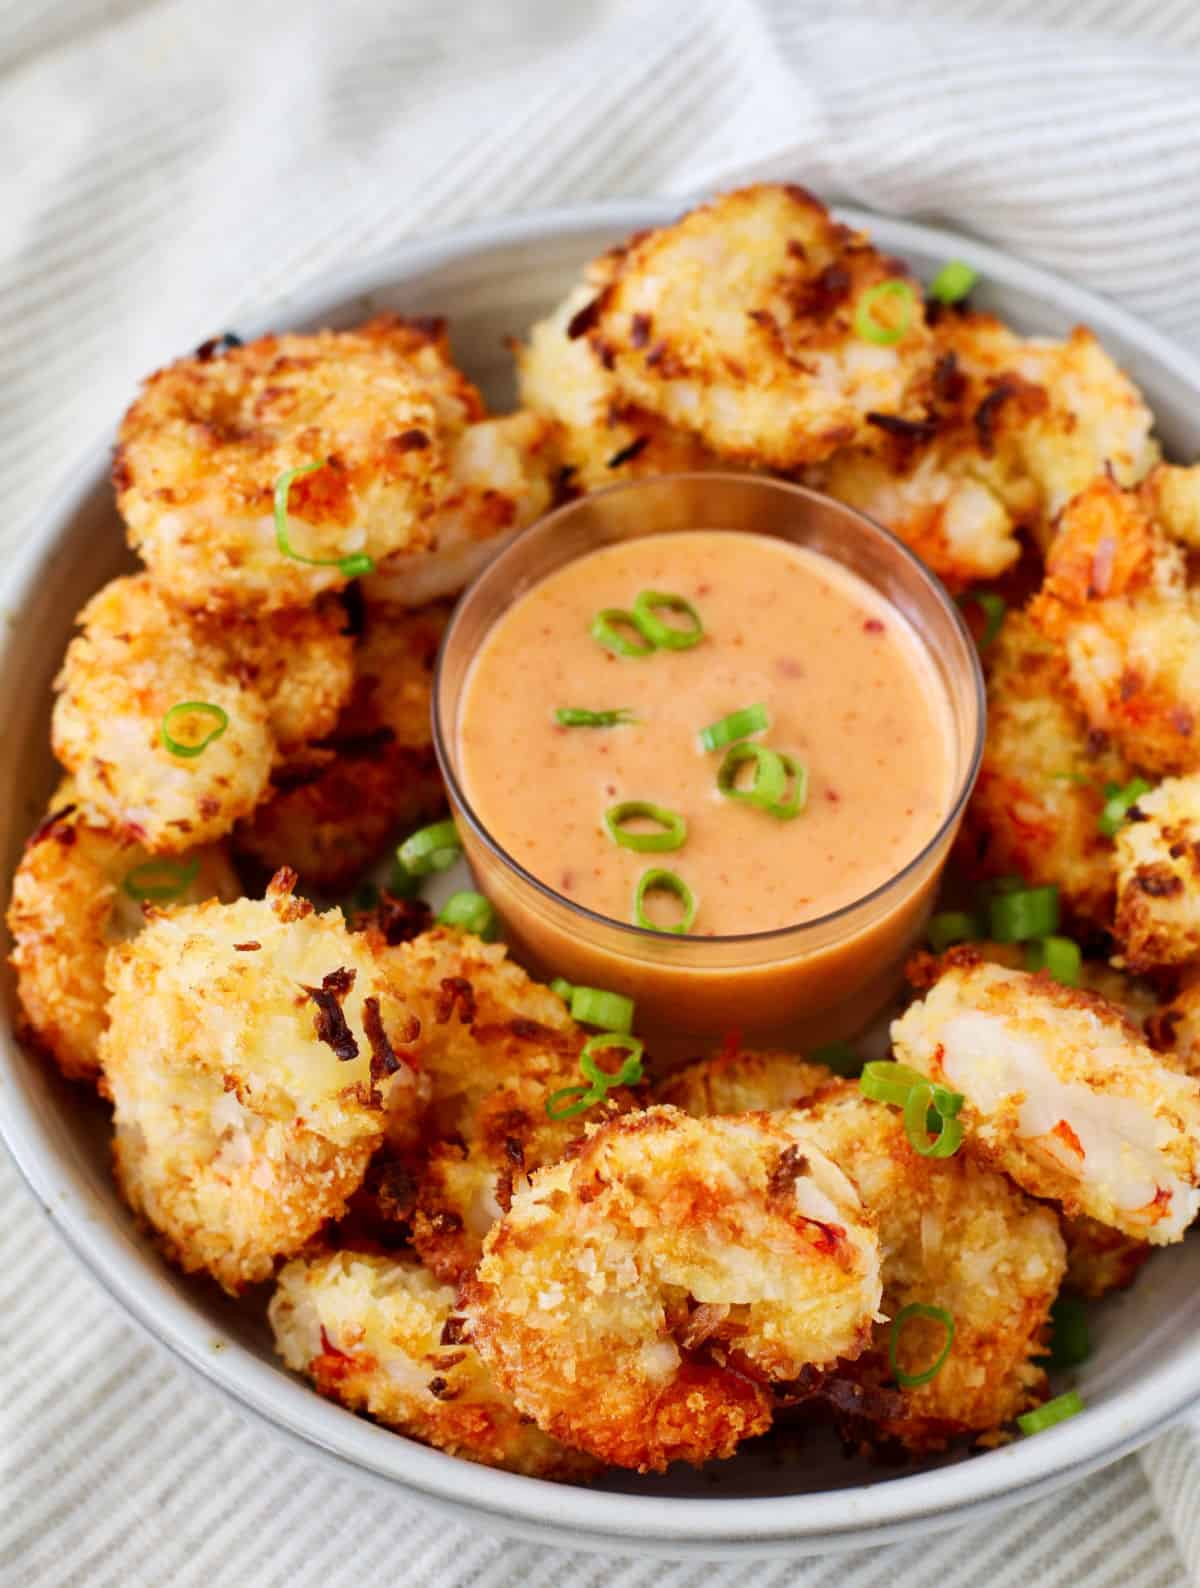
4, 2, 1200, 1583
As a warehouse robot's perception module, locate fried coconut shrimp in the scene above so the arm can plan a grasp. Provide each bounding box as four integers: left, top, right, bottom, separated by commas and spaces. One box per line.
374, 927, 636, 1284
814, 312, 1157, 587
52, 576, 353, 851
115, 316, 484, 614
1113, 773, 1200, 971
270, 1249, 591, 1477
463, 1106, 882, 1472
1030, 475, 1200, 777
517, 280, 719, 493
235, 601, 449, 892
6, 784, 238, 1081
655, 1045, 834, 1116
101, 870, 423, 1292
893, 950, 1200, 1241
575, 185, 935, 471
958, 610, 1128, 925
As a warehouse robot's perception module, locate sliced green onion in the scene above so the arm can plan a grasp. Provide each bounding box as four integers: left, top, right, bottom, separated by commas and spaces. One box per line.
989, 883, 1060, 943
929, 259, 978, 305
1024, 935, 1081, 987
389, 855, 423, 899
859, 1060, 927, 1108
927, 911, 980, 954
1017, 1389, 1084, 1436
579, 1032, 645, 1091
160, 701, 229, 758
437, 890, 499, 941
274, 461, 375, 577
854, 279, 916, 346
765, 751, 808, 820
888, 1303, 955, 1389
604, 800, 687, 853
698, 703, 769, 753
958, 590, 1007, 648
716, 743, 787, 810
1098, 777, 1153, 838
555, 707, 638, 728
1044, 1296, 1091, 1370
550, 977, 575, 1002
811, 1041, 862, 1076
631, 589, 704, 651
1050, 771, 1090, 786
633, 868, 697, 934
545, 1084, 599, 1120
903, 1080, 965, 1159
398, 819, 462, 877
591, 608, 655, 657
122, 857, 199, 903
569, 986, 635, 1035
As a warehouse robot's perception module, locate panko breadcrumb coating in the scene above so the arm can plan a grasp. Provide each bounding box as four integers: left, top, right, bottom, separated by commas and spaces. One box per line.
1062, 1215, 1151, 1300
957, 610, 1128, 925
234, 601, 449, 892
1113, 773, 1200, 971
6, 783, 238, 1081
1144, 972, 1200, 1079
894, 950, 1200, 1241
270, 1249, 592, 1478
114, 317, 481, 614
372, 926, 636, 1284
464, 1105, 882, 1473
1031, 475, 1200, 777
655, 1045, 834, 1116
578, 185, 935, 470
101, 870, 424, 1292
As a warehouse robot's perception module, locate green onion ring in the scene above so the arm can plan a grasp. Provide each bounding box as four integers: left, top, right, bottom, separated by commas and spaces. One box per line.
903, 1080, 965, 1159
397, 819, 462, 877
1024, 935, 1081, 987
1017, 1389, 1084, 1436
579, 1032, 645, 1091
590, 608, 656, 657
603, 800, 687, 853
888, 1303, 956, 1388
569, 986, 635, 1035
555, 707, 638, 727
929, 259, 978, 305
854, 279, 916, 346
698, 703, 769, 752
859, 1060, 927, 1108
989, 883, 1060, 943
1098, 776, 1153, 838
958, 590, 1007, 648
436, 890, 499, 941
631, 589, 704, 651
274, 461, 375, 577
764, 750, 807, 820
160, 701, 229, 758
926, 910, 980, 954
633, 868, 697, 934
716, 743, 787, 810
122, 856, 199, 902
550, 977, 575, 1002
544, 1084, 601, 1121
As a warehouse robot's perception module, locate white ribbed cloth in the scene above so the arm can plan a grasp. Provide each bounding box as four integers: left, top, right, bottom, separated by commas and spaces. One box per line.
4, 2, 1200, 1582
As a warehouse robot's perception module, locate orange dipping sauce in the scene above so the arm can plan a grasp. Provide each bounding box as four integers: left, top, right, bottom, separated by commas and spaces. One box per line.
457, 530, 955, 939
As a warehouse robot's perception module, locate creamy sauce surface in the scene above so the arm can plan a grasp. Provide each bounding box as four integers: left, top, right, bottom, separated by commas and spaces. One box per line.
457, 530, 955, 935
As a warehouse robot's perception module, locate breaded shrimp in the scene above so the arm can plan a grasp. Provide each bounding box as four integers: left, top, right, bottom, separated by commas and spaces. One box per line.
235, 602, 449, 892
578, 185, 935, 470
1113, 773, 1200, 971
363, 411, 562, 607
958, 610, 1128, 925
6, 783, 238, 1081
270, 1248, 592, 1478
953, 940, 1160, 1034
372, 926, 635, 1284
1062, 1215, 1151, 1299
517, 281, 720, 493
893, 950, 1200, 1241
115, 317, 480, 614
1030, 475, 1200, 776
101, 870, 423, 1292
1138, 462, 1200, 548
463, 1105, 882, 1472
1144, 972, 1200, 1078
655, 1045, 834, 1116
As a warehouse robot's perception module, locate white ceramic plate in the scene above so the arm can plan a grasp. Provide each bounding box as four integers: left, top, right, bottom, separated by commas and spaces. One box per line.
4, 201, 1200, 1560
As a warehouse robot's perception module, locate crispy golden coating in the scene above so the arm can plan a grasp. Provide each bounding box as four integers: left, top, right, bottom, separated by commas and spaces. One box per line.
6, 783, 238, 1081
960, 940, 1161, 1033
578, 185, 935, 470
234, 602, 449, 891
893, 950, 1200, 1241
373, 927, 636, 1284
1139, 462, 1200, 547
517, 281, 720, 493
1113, 773, 1200, 971
115, 317, 482, 614
1031, 475, 1200, 777
270, 1249, 593, 1478
101, 870, 423, 1292
959, 610, 1128, 925
363, 411, 562, 606
1062, 1215, 1151, 1299
1144, 972, 1200, 1078
655, 1045, 834, 1116
463, 1105, 882, 1473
